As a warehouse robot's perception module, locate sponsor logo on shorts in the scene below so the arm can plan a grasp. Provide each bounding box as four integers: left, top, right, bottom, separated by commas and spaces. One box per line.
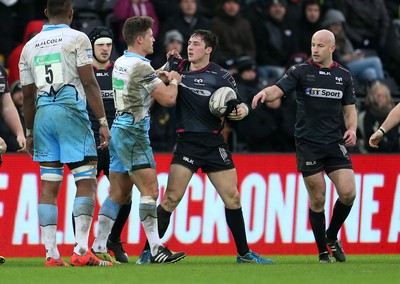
339, 143, 348, 157
305, 88, 343, 99
306, 161, 316, 166
183, 156, 194, 164
219, 147, 229, 163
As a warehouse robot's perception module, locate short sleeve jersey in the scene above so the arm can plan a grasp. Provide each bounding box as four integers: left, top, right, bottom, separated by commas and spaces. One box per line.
276, 60, 356, 144
19, 24, 93, 110
171, 59, 240, 133
0, 65, 10, 96
112, 51, 162, 122
87, 62, 115, 145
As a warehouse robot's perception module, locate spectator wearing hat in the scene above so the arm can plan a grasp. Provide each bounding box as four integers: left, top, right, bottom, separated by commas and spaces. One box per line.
152, 30, 184, 70
209, 0, 256, 70
229, 55, 290, 152
322, 9, 385, 87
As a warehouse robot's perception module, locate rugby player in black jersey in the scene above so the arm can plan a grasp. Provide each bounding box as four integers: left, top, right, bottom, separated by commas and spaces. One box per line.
83, 26, 131, 263
252, 29, 357, 263
137, 29, 274, 264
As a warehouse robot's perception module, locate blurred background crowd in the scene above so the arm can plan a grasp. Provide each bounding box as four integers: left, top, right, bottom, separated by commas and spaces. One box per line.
1, 0, 400, 154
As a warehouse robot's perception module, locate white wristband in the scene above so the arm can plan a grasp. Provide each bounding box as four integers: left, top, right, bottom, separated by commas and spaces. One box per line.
26, 128, 33, 137
169, 79, 178, 86
99, 117, 108, 127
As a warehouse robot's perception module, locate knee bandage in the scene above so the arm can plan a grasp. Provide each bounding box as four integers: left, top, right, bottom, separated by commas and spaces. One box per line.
40, 166, 64, 181
71, 164, 97, 181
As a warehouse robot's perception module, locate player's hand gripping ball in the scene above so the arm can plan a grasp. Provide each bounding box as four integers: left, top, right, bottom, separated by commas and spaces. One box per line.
209, 87, 238, 117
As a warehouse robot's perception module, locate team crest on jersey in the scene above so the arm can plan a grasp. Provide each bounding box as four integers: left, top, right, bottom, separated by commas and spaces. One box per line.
194, 78, 204, 85
305, 88, 343, 99
86, 48, 93, 59
335, 77, 343, 85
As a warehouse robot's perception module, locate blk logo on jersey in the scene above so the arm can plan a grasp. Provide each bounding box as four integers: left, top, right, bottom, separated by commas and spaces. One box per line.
319, 71, 331, 75
305, 88, 343, 99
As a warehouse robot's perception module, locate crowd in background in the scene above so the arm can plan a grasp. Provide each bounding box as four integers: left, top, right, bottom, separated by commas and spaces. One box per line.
1, 0, 400, 154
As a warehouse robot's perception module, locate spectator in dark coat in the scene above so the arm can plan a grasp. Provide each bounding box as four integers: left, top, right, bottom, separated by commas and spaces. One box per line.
230, 56, 287, 152
209, 0, 256, 69
243, 0, 298, 84
157, 0, 209, 58
296, 0, 322, 56
335, 0, 390, 54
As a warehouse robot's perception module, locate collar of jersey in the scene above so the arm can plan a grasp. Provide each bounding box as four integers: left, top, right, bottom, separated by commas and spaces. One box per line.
123, 50, 150, 62
42, 24, 70, 31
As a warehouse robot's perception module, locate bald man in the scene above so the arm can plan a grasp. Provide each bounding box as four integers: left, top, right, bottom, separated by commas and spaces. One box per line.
252, 29, 357, 263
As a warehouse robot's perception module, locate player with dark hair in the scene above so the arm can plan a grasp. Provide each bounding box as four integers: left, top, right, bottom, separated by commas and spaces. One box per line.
71, 26, 131, 263
91, 16, 186, 264
136, 29, 274, 264
252, 29, 357, 263
20, 0, 112, 267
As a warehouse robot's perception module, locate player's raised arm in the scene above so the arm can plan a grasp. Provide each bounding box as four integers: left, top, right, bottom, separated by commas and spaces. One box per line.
251, 85, 284, 109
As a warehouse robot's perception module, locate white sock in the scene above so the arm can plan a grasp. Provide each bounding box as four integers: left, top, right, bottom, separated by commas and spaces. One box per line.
139, 197, 163, 256
41, 225, 60, 259
73, 215, 93, 255
92, 215, 115, 253
142, 215, 163, 256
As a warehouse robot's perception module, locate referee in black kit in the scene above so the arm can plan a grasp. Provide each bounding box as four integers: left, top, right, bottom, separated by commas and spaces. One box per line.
252, 29, 357, 263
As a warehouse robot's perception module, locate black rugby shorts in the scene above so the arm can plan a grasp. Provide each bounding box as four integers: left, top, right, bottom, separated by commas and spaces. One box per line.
171, 133, 235, 173
295, 139, 353, 177
96, 148, 110, 177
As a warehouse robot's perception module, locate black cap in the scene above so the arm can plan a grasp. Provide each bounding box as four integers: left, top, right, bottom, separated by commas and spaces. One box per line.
235, 56, 257, 73
88, 26, 114, 47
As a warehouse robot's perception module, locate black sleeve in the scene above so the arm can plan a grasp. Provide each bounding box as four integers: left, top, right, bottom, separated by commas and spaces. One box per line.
0, 65, 10, 95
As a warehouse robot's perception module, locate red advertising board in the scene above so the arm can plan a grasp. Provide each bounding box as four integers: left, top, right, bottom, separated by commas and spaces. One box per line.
0, 154, 399, 257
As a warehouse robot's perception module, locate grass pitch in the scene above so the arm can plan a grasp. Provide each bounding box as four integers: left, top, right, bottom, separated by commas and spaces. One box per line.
1, 255, 399, 284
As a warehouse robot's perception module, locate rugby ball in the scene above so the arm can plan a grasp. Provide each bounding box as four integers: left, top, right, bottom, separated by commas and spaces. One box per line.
209, 87, 237, 117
